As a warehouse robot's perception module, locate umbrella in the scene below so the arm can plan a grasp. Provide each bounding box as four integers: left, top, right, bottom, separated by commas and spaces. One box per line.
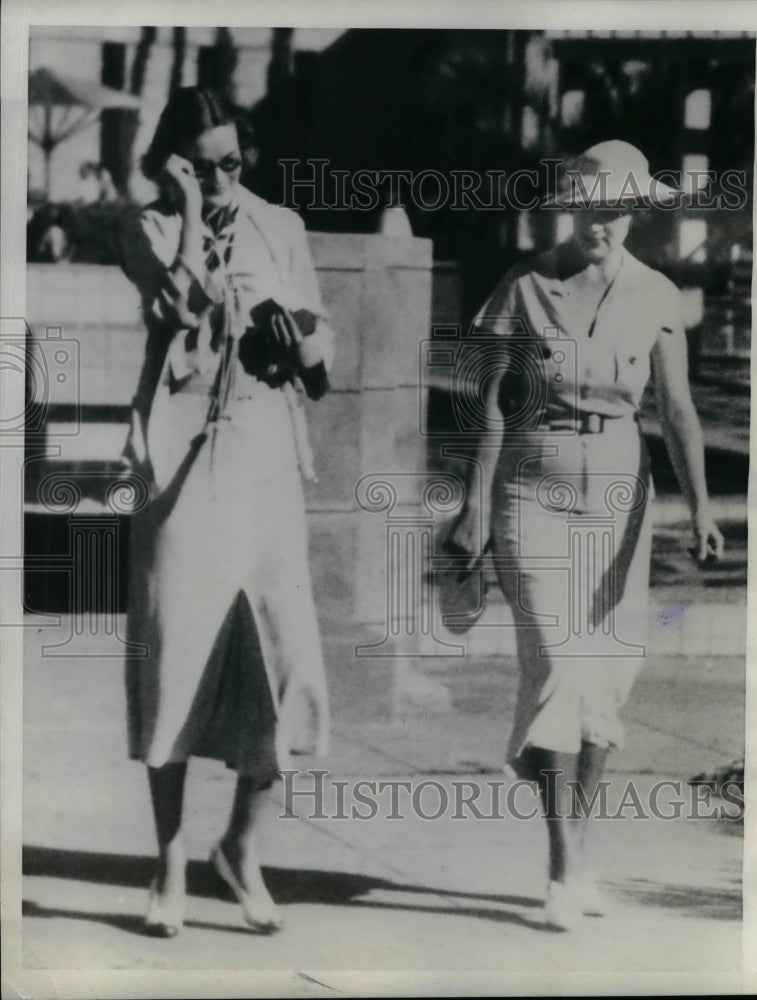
28, 67, 144, 196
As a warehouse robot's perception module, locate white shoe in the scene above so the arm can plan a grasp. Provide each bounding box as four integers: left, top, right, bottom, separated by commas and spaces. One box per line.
211, 843, 283, 934
144, 876, 185, 938
544, 879, 582, 931
579, 874, 610, 917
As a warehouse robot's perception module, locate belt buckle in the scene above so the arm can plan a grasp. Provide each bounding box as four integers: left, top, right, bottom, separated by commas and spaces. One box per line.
583, 413, 603, 434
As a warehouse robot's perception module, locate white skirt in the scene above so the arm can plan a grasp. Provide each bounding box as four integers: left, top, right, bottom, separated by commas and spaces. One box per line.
490, 418, 653, 768
125, 380, 328, 780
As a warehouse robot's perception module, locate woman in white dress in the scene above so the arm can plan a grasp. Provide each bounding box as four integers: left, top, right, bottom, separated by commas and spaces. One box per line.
452, 141, 724, 930
119, 87, 335, 937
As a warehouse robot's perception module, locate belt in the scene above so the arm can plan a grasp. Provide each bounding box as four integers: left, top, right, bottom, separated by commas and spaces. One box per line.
169, 369, 267, 399
171, 378, 214, 396
536, 412, 634, 435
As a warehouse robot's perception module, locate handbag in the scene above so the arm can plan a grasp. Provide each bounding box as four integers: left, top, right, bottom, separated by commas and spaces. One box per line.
237, 299, 329, 400
436, 537, 491, 635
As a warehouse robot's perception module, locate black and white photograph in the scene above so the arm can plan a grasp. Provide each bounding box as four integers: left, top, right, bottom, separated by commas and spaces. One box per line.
1, 2, 755, 996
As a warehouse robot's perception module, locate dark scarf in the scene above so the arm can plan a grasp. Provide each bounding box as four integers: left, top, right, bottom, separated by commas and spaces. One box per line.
200, 199, 240, 354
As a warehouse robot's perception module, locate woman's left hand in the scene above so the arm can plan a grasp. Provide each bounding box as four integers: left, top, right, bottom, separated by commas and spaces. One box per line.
158, 271, 202, 330
691, 508, 725, 564
270, 307, 323, 370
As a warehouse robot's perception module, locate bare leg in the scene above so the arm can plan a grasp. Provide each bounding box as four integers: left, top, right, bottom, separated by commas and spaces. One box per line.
525, 746, 587, 929
214, 776, 282, 930
220, 777, 270, 886
525, 746, 581, 883
147, 761, 188, 892
145, 762, 188, 935
576, 740, 609, 866
573, 740, 612, 916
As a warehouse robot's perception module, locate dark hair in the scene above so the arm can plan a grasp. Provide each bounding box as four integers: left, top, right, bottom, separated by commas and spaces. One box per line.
141, 87, 238, 181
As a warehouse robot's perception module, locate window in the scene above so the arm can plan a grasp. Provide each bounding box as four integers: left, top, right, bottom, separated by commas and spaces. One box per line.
560, 90, 584, 128
684, 89, 711, 130
517, 210, 535, 251
682, 154, 710, 195
521, 106, 539, 149
678, 218, 707, 263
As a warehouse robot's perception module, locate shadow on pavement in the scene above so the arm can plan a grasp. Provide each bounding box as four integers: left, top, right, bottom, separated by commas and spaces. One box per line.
344, 896, 548, 932
23, 845, 546, 932
21, 898, 302, 938
612, 877, 742, 920
22, 899, 148, 938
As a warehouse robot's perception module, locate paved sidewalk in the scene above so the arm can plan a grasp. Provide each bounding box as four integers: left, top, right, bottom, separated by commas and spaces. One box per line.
16, 606, 746, 990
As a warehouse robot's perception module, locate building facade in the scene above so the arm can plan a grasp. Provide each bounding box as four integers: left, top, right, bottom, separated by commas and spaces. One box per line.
28, 26, 345, 203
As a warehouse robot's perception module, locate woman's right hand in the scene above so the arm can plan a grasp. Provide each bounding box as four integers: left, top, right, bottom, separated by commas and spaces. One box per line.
159, 154, 203, 212
448, 503, 488, 569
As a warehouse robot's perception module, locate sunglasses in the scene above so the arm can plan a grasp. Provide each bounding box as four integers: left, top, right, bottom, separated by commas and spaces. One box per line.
189, 154, 243, 178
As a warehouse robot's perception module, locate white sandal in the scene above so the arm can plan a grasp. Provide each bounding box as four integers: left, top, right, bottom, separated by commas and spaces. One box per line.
211, 843, 283, 933
544, 879, 583, 931
144, 876, 185, 938
579, 872, 610, 916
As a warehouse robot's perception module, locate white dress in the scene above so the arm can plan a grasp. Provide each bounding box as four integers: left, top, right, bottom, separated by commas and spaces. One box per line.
475, 242, 684, 771
119, 186, 334, 782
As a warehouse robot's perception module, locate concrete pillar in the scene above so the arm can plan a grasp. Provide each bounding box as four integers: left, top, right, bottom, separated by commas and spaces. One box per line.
303, 233, 435, 630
